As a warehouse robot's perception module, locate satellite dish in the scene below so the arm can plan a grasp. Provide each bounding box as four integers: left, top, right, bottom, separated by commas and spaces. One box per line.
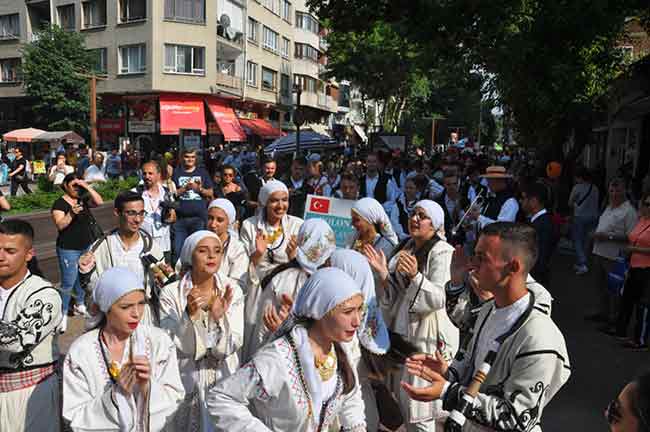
226, 27, 237, 40
219, 14, 231, 28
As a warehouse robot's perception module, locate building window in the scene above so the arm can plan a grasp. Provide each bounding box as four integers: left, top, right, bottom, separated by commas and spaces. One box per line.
164, 44, 205, 75
281, 37, 290, 58
294, 43, 318, 62
88, 48, 107, 74
262, 67, 277, 91
280, 73, 290, 97
248, 17, 258, 43
263, 0, 280, 15
119, 0, 146, 23
295, 74, 316, 93
295, 12, 318, 34
164, 0, 205, 24
82, 0, 107, 28
119, 44, 146, 74
0, 14, 19, 39
247, 61, 257, 86
57, 5, 76, 31
0, 58, 21, 83
262, 26, 279, 53
282, 1, 291, 22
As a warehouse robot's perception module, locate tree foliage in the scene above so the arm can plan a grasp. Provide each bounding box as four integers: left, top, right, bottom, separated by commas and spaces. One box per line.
22, 25, 96, 133
311, 0, 647, 150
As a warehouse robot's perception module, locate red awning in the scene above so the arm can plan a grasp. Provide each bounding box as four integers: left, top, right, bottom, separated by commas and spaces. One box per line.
239, 118, 283, 139
206, 98, 247, 142
159, 95, 206, 135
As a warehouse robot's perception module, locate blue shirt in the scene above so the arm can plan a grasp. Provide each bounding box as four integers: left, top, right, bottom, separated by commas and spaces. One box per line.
172, 166, 214, 219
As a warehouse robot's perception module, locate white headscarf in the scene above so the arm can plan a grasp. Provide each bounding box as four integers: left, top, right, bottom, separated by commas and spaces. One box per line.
179, 230, 221, 270
274, 268, 362, 425
352, 197, 399, 245
330, 249, 389, 354
415, 199, 446, 238
258, 179, 289, 208
88, 267, 144, 328
296, 219, 337, 274
208, 198, 236, 229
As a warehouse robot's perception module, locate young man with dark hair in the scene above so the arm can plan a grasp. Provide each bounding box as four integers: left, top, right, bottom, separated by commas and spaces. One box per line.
283, 157, 313, 217
0, 219, 62, 431
243, 156, 277, 218
79, 191, 164, 325
520, 181, 555, 286
334, 173, 360, 200
172, 149, 214, 257
404, 222, 570, 431
359, 152, 399, 210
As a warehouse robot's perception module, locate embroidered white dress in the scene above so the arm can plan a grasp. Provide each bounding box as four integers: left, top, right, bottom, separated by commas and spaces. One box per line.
206, 326, 366, 432
239, 214, 303, 360
248, 267, 309, 359
220, 233, 250, 294
158, 273, 245, 432
0, 273, 62, 432
381, 239, 459, 428
62, 325, 185, 432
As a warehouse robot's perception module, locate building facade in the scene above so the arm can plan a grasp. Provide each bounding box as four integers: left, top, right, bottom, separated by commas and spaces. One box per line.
0, 0, 339, 155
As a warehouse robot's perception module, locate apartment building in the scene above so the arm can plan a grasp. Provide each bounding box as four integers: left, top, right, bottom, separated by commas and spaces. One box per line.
0, 0, 338, 155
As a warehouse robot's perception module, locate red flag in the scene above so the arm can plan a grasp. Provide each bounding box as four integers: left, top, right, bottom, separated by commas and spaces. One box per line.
309, 197, 330, 214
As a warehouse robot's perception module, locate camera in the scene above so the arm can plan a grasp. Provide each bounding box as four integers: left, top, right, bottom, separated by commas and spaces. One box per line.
160, 200, 179, 223
75, 185, 91, 204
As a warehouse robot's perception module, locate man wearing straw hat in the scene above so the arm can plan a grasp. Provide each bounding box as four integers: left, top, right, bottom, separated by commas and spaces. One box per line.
467, 166, 519, 229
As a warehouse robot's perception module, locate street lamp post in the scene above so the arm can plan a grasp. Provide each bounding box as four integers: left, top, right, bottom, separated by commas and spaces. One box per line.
293, 84, 304, 156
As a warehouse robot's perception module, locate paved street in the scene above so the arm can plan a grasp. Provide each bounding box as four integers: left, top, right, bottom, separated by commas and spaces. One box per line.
52, 240, 645, 430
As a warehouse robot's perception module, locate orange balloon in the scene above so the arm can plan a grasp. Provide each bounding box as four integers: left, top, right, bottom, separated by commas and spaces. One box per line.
546, 161, 562, 179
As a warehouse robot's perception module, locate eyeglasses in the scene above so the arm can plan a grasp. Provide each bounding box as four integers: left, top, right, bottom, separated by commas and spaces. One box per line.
410, 212, 430, 222
123, 210, 146, 218
606, 399, 622, 425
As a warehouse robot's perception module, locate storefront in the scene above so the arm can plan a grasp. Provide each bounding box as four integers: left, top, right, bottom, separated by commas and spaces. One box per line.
98, 95, 126, 150
127, 95, 158, 157
159, 94, 207, 159
206, 96, 247, 147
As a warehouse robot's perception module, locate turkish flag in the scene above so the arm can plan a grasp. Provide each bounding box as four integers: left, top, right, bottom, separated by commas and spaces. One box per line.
309, 197, 330, 214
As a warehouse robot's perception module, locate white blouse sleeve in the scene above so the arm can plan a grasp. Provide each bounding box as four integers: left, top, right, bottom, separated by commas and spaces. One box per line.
206, 362, 274, 432
338, 380, 367, 432
210, 288, 245, 361
148, 331, 185, 427
158, 285, 205, 361
478, 198, 519, 228
407, 247, 452, 315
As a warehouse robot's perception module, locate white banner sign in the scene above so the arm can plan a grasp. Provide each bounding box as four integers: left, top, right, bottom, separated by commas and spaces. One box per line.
304, 194, 355, 247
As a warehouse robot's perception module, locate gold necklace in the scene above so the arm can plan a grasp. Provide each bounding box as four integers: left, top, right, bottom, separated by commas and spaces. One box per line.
266, 226, 284, 244
314, 345, 337, 381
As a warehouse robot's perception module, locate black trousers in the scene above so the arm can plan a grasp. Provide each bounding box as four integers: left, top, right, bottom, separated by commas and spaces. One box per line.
616, 267, 650, 344
10, 178, 31, 196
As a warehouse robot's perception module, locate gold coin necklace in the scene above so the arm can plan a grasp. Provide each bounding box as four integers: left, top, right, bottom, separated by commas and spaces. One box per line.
314, 345, 337, 381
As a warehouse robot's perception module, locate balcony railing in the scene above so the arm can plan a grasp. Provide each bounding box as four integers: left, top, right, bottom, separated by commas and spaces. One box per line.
216, 71, 242, 90
318, 93, 327, 107
217, 24, 244, 47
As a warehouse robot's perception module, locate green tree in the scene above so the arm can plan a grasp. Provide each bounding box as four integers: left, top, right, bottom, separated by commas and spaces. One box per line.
310, 0, 646, 154
22, 25, 96, 133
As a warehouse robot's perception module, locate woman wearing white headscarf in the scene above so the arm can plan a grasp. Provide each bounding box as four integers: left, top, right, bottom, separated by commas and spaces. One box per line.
158, 231, 245, 432
330, 249, 390, 431
63, 267, 184, 432
347, 197, 398, 284
206, 198, 249, 291
247, 218, 337, 358
206, 268, 367, 432
239, 179, 303, 360
364, 200, 459, 432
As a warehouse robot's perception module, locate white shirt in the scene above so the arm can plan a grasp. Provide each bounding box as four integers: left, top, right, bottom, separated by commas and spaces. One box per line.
135, 184, 172, 253
445, 194, 458, 221
530, 208, 547, 223
0, 271, 30, 316
290, 178, 304, 189
84, 165, 106, 183
478, 197, 520, 228
593, 201, 638, 260
108, 234, 145, 283
427, 179, 445, 199
365, 173, 400, 204
473, 293, 531, 374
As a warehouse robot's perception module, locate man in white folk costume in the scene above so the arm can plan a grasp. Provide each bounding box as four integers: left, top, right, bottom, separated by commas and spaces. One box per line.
63, 267, 184, 431
403, 222, 570, 432
0, 220, 62, 431
159, 230, 244, 432
79, 191, 166, 326
207, 267, 367, 432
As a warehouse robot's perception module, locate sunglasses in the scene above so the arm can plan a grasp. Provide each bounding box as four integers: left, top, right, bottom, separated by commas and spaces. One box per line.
606, 399, 622, 425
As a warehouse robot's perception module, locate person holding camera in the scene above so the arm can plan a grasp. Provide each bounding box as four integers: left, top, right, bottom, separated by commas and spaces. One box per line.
51, 173, 103, 332
133, 161, 176, 262
78, 191, 166, 327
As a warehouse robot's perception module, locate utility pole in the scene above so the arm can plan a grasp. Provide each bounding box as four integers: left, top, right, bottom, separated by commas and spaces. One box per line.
75, 72, 106, 154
